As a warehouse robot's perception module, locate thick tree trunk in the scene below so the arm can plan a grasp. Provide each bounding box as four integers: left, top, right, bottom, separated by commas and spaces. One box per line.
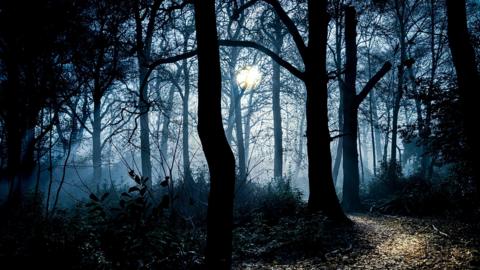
342, 6, 391, 211
305, 0, 347, 221
446, 0, 480, 195
194, 0, 236, 268
341, 6, 361, 211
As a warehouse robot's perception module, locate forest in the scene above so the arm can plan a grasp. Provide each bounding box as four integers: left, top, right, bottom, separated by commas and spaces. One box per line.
0, 0, 479, 269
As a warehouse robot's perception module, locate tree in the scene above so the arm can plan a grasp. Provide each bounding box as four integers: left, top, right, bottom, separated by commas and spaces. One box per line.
270, 17, 285, 181
223, 0, 348, 221
193, 0, 236, 268
341, 6, 391, 211
0, 0, 78, 203
133, 0, 162, 186
446, 0, 480, 195
73, 0, 127, 184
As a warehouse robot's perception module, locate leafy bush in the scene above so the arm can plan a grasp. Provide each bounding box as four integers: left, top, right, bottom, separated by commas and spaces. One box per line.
234, 177, 303, 227
0, 171, 205, 270
366, 163, 478, 217
367, 160, 404, 200
83, 170, 204, 269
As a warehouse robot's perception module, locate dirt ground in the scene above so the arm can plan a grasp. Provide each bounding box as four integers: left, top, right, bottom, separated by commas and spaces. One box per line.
234, 214, 480, 269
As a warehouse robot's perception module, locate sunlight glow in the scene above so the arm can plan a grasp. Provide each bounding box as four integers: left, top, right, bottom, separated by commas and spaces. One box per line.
236, 65, 262, 91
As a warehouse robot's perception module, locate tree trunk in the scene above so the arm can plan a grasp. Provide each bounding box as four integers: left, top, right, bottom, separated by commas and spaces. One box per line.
342, 6, 391, 211
139, 62, 153, 186
358, 125, 365, 183
390, 0, 406, 176
369, 93, 377, 176
194, 0, 236, 268
230, 69, 247, 182
160, 84, 176, 177
333, 12, 344, 185
341, 6, 361, 211
367, 51, 382, 176
384, 108, 390, 163
92, 97, 102, 183
272, 21, 284, 181
244, 91, 254, 167
135, 1, 160, 186
446, 0, 480, 195
305, 0, 347, 221
294, 110, 305, 181
182, 59, 193, 189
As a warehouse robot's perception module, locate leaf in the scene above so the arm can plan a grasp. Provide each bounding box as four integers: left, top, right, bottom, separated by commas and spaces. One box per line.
140, 186, 147, 196
101, 192, 110, 201
160, 177, 169, 187
128, 186, 140, 193
89, 193, 99, 202
119, 199, 126, 208
134, 175, 141, 184
142, 177, 149, 184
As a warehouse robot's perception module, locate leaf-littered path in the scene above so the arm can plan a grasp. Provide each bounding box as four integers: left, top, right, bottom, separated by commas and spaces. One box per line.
234, 214, 480, 269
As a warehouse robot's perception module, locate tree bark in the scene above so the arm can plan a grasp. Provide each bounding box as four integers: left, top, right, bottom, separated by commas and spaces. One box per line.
332, 1, 344, 185
135, 0, 161, 185
182, 58, 194, 189
230, 69, 247, 182
390, 0, 407, 177
304, 0, 346, 221
194, 0, 236, 268
341, 6, 361, 211
160, 84, 176, 177
272, 19, 284, 181
342, 6, 391, 211
139, 63, 153, 185
92, 96, 102, 183
446, 0, 480, 195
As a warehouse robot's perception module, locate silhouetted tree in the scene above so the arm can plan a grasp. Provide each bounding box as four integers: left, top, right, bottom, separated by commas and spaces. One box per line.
341, 6, 391, 212
446, 0, 480, 195
194, 0, 236, 268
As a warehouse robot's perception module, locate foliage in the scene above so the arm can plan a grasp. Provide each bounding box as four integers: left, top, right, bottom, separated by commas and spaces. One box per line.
366, 164, 479, 217
367, 160, 404, 200
234, 177, 303, 227
0, 171, 205, 270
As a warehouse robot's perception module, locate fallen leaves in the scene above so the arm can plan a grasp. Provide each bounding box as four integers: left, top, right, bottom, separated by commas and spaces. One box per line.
233, 214, 480, 269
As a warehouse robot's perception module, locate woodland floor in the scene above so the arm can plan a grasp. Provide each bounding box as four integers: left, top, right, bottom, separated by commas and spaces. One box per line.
233, 214, 480, 270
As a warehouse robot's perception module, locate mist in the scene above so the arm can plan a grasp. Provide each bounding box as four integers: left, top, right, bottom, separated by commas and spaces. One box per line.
1, 0, 479, 269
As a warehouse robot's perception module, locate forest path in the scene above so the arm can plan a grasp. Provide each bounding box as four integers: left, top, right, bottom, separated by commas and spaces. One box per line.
234, 214, 480, 269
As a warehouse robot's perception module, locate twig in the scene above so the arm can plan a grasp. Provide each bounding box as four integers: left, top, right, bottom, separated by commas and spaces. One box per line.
432, 224, 449, 237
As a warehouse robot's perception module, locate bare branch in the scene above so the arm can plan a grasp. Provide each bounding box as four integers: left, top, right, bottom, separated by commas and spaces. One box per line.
356, 61, 392, 105
219, 39, 304, 80
263, 0, 307, 59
